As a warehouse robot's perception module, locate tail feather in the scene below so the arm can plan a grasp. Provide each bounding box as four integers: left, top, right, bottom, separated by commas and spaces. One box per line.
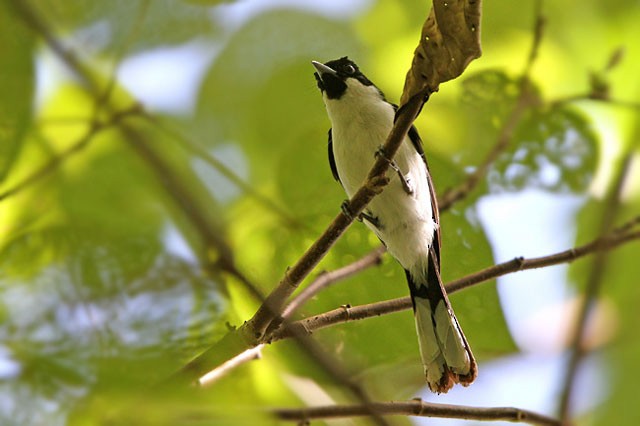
406, 250, 477, 393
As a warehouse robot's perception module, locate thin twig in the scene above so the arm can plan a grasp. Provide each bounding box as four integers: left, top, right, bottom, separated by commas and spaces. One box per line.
281, 246, 386, 320
550, 93, 640, 110
274, 399, 563, 425
438, 84, 536, 210
199, 345, 264, 386
523, 0, 546, 76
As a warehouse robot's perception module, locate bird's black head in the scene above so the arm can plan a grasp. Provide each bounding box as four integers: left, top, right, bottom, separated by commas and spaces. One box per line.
312, 57, 377, 100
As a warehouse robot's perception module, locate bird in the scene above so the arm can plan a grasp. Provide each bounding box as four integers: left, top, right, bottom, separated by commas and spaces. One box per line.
312, 57, 477, 393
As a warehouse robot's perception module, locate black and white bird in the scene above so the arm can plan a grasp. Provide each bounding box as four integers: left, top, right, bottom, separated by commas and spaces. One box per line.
312, 57, 477, 393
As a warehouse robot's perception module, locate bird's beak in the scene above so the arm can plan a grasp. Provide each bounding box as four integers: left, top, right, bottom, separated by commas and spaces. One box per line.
312, 60, 337, 80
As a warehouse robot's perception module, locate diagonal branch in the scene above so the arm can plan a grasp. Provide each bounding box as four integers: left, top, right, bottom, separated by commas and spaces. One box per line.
273, 399, 562, 425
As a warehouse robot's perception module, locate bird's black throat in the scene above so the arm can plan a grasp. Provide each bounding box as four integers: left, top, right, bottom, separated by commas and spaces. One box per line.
314, 56, 377, 100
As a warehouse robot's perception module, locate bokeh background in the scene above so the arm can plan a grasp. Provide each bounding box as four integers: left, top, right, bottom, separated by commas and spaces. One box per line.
1, 0, 639, 425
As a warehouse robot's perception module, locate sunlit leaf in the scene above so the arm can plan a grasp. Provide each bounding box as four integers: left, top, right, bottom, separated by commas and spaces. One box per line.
41, 0, 217, 53
453, 69, 523, 176
197, 10, 360, 178
490, 106, 599, 193
0, 2, 35, 182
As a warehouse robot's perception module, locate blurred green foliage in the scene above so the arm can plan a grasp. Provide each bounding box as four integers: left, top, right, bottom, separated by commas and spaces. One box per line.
0, 0, 639, 425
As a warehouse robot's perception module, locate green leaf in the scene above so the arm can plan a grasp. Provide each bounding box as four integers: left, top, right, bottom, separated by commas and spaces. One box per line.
457, 70, 522, 167
0, 3, 35, 182
196, 10, 360, 176
491, 106, 599, 193
41, 0, 217, 53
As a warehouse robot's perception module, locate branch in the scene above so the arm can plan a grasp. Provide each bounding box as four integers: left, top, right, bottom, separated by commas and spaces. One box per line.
274, 400, 563, 426
272, 216, 640, 340
199, 345, 264, 386
281, 246, 386, 320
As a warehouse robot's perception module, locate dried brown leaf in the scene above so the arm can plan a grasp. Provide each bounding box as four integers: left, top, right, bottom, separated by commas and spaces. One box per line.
401, 0, 482, 106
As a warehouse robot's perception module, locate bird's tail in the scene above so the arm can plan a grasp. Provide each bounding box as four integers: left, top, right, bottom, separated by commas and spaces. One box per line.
406, 250, 477, 393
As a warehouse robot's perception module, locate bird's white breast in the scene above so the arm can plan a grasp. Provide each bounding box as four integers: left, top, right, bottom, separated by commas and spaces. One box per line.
322, 79, 436, 269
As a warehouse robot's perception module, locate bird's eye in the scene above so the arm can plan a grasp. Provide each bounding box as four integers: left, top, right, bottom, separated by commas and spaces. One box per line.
344, 64, 356, 74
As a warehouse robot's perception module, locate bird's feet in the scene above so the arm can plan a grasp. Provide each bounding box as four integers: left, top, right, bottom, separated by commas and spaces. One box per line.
360, 210, 381, 229
341, 201, 381, 229
375, 146, 414, 195
341, 200, 359, 222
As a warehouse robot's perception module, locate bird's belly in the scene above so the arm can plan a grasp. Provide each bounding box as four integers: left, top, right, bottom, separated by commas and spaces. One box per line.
332, 128, 436, 269
332, 123, 385, 197
367, 172, 436, 269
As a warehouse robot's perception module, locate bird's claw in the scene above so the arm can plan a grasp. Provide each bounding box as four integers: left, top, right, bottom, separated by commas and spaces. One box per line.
375, 146, 414, 195
341, 201, 381, 228
360, 210, 381, 229
341, 200, 360, 222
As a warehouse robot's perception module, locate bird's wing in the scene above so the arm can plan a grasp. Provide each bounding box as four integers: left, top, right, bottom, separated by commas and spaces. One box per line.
327, 128, 341, 183
397, 108, 441, 268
